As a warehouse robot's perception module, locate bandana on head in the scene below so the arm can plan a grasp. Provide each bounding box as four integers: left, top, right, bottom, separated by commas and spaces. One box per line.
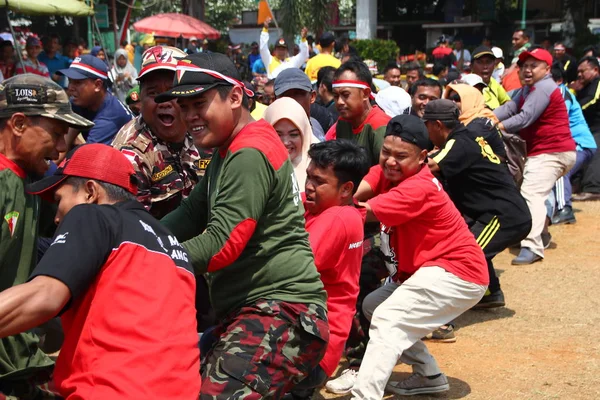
332, 80, 376, 100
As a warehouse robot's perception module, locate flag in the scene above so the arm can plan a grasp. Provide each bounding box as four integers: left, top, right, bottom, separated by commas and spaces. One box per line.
257, 0, 274, 25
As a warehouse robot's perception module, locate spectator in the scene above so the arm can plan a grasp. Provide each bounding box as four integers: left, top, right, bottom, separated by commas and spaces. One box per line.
305, 32, 340, 82
572, 56, 600, 201
264, 97, 320, 190
431, 34, 456, 68
502, 29, 531, 92
274, 68, 329, 140
0, 40, 15, 79
408, 78, 443, 117
38, 34, 70, 87
90, 45, 106, 62
0, 74, 92, 399
495, 48, 576, 264
316, 66, 339, 121
375, 86, 412, 117
453, 38, 471, 71
248, 41, 261, 70
59, 55, 133, 146
491, 46, 505, 82
110, 48, 138, 103
12, 144, 201, 399
186, 37, 199, 54
125, 85, 141, 116
550, 64, 597, 222
404, 61, 424, 92
260, 17, 308, 79
158, 52, 328, 398
291, 140, 370, 399
382, 63, 401, 87
431, 62, 448, 83
16, 37, 49, 77
326, 61, 391, 166
582, 45, 599, 58
553, 42, 577, 84
259, 78, 275, 105
471, 46, 511, 109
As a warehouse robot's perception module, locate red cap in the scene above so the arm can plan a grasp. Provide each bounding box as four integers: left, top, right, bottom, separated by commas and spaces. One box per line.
518, 48, 553, 66
27, 144, 137, 201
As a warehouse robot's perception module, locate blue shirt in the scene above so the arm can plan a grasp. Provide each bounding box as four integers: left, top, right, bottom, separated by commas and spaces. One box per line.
38, 51, 70, 88
72, 92, 133, 145
560, 84, 597, 151
248, 53, 261, 69
252, 58, 266, 75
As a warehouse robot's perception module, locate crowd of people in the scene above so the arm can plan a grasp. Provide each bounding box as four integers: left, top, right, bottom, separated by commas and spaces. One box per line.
0, 21, 599, 400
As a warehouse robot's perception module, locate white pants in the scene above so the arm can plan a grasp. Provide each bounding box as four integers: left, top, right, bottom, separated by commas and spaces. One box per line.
351, 267, 486, 400
520, 151, 576, 257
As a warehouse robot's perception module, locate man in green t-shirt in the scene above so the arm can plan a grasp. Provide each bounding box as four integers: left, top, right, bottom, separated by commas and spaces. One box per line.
158, 52, 328, 399
0, 74, 92, 398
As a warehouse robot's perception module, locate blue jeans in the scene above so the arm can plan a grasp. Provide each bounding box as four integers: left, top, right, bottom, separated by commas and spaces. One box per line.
553, 148, 596, 209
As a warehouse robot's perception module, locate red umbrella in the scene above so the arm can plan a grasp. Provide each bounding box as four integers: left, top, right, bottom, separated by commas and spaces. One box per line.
133, 13, 221, 40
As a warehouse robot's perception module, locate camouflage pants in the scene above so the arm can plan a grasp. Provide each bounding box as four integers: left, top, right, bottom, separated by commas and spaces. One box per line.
200, 300, 329, 400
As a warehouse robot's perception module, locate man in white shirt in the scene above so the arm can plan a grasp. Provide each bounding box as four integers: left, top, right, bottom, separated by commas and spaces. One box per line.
259, 17, 309, 79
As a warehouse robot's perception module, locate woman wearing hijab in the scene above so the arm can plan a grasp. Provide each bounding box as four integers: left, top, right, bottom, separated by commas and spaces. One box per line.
110, 48, 138, 103
264, 97, 320, 191
90, 46, 106, 61
443, 83, 505, 156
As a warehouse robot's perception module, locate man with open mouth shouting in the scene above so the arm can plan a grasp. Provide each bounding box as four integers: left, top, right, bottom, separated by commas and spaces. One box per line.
112, 45, 212, 220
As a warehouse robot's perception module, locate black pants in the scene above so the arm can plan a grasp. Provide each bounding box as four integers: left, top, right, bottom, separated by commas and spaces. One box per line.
469, 218, 531, 292
582, 132, 600, 194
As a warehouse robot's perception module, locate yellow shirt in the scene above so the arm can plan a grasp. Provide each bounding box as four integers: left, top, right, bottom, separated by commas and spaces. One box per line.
251, 101, 268, 120
483, 77, 511, 110
304, 53, 341, 82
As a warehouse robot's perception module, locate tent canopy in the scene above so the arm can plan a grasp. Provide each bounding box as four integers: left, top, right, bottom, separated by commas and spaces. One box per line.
133, 13, 220, 40
0, 0, 94, 17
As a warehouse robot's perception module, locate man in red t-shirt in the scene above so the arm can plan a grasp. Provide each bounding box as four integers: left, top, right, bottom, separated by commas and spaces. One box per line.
290, 140, 370, 399
349, 115, 488, 398
0, 144, 201, 399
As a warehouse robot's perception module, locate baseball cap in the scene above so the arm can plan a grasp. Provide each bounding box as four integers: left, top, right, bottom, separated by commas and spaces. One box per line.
319, 32, 335, 48
189, 36, 198, 42
138, 45, 187, 80
126, 85, 140, 105
492, 46, 504, 59
422, 99, 460, 122
274, 68, 312, 96
275, 37, 287, 48
461, 73, 487, 88
27, 143, 137, 201
58, 55, 108, 81
0, 74, 93, 129
518, 48, 553, 66
384, 114, 431, 151
155, 52, 254, 103
26, 36, 41, 48
472, 45, 495, 59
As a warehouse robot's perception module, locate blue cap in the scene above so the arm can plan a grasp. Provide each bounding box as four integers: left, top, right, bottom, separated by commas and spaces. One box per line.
58, 55, 109, 81
274, 68, 312, 96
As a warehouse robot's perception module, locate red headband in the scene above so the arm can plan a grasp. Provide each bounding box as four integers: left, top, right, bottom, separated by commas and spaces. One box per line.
332, 80, 375, 99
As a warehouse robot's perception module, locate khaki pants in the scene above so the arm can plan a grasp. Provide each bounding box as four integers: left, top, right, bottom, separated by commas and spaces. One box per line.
351, 267, 486, 400
520, 151, 576, 257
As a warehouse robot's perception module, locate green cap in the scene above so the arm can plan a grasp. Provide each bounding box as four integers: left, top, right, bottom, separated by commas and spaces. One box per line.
0, 74, 94, 129
126, 85, 140, 105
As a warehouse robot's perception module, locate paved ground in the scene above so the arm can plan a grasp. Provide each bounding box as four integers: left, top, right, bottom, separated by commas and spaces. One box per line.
317, 201, 600, 400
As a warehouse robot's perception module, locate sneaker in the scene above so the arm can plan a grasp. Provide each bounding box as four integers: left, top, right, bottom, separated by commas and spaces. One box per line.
422, 325, 456, 343
325, 369, 358, 394
472, 288, 505, 309
512, 247, 543, 265
552, 206, 576, 225
541, 231, 552, 249
386, 373, 450, 396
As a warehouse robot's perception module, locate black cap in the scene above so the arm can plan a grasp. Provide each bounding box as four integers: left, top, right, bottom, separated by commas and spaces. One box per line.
275, 37, 287, 48
319, 32, 335, 48
155, 52, 253, 103
385, 115, 431, 150
422, 99, 460, 122
472, 45, 495, 59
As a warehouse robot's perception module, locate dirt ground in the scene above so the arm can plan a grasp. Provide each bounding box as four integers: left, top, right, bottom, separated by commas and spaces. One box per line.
316, 201, 600, 400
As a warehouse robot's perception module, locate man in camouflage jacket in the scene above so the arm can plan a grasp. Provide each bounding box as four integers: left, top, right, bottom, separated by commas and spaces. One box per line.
112, 45, 212, 219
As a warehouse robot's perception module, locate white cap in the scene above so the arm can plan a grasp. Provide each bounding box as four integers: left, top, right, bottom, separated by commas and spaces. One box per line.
375, 86, 412, 117
492, 46, 503, 59
461, 73, 487, 87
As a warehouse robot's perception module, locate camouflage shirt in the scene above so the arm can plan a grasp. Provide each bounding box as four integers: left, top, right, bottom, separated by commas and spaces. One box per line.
112, 116, 212, 219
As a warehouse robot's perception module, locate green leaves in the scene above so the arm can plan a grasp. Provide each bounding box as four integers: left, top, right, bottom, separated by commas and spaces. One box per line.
353, 39, 400, 71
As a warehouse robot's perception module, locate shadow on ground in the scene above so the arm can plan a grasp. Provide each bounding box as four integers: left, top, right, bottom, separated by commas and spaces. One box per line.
453, 307, 516, 331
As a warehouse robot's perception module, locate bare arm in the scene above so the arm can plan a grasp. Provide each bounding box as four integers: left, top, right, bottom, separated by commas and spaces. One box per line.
358, 201, 378, 223
354, 180, 375, 202
0, 276, 70, 338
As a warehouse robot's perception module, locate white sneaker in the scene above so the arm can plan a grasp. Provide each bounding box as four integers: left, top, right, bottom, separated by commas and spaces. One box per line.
325, 368, 358, 394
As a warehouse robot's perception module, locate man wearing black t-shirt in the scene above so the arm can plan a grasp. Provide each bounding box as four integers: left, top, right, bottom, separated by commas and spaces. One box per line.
424, 100, 532, 307
0, 144, 200, 399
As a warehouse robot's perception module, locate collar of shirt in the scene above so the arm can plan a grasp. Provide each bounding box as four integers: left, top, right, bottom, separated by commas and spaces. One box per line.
136, 116, 196, 155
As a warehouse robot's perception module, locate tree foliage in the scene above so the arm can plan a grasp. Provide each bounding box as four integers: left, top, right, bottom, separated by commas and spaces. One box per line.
353, 39, 399, 69
273, 0, 335, 38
